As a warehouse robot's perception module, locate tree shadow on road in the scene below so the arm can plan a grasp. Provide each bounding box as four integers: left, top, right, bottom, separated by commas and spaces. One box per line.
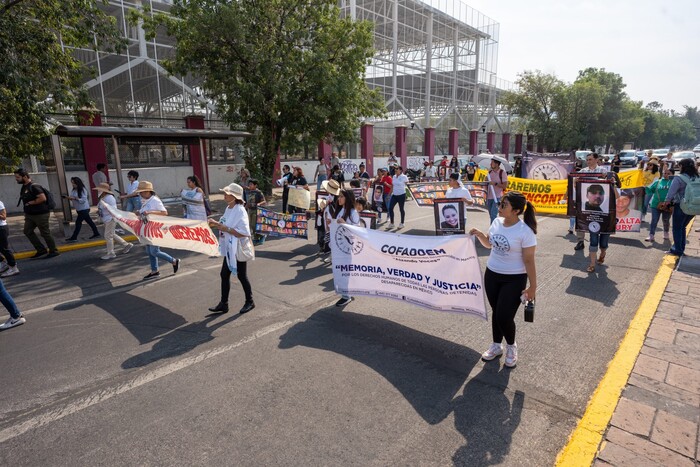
278, 309, 524, 462
121, 312, 242, 369
452, 365, 523, 466
255, 244, 332, 286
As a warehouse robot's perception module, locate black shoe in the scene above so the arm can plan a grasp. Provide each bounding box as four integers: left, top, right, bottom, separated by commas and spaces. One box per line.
65, 238, 78, 243
239, 301, 255, 314
44, 251, 60, 259
30, 251, 48, 259
89, 233, 101, 239
574, 240, 585, 251
173, 259, 180, 274
143, 271, 160, 280
335, 297, 353, 307
208, 302, 229, 314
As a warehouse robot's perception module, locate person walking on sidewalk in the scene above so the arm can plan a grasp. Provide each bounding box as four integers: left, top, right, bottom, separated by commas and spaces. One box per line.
95, 183, 133, 260
644, 166, 673, 243
658, 158, 699, 257
120, 170, 142, 212
388, 166, 408, 229
469, 191, 538, 368
207, 183, 255, 315
65, 177, 100, 243
0, 278, 24, 331
13, 168, 59, 259
136, 181, 180, 280
0, 200, 19, 277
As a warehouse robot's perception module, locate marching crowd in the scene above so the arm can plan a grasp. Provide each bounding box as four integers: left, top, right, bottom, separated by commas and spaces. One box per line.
2, 150, 698, 370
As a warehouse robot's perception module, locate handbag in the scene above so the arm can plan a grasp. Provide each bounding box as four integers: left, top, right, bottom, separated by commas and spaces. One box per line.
236, 236, 255, 262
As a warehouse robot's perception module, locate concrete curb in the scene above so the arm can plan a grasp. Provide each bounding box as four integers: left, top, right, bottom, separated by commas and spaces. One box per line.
14, 235, 139, 260
555, 218, 696, 466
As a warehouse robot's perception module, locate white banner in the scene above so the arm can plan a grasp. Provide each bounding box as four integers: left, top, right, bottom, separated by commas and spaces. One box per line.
101, 201, 220, 257
330, 223, 487, 318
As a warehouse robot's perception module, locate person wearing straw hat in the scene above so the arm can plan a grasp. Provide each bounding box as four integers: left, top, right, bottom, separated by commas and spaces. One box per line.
94, 183, 133, 260
207, 183, 255, 315
136, 181, 181, 280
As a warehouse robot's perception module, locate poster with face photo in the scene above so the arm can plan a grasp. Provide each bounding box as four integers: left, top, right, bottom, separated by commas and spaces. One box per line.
372, 184, 385, 212
438, 166, 447, 181
616, 188, 644, 232
566, 173, 605, 216
359, 211, 377, 230
434, 199, 465, 236
575, 180, 616, 234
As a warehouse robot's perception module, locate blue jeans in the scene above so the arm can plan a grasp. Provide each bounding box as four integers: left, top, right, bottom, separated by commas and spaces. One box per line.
146, 245, 176, 272
377, 193, 391, 220
641, 193, 652, 217
125, 196, 142, 212
487, 199, 499, 224
589, 233, 610, 253
569, 217, 576, 231
0, 279, 20, 319
670, 207, 694, 255
648, 207, 670, 236
316, 174, 327, 191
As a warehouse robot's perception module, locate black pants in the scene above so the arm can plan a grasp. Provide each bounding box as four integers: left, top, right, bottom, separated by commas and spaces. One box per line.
282, 187, 289, 213
220, 257, 253, 304
389, 193, 406, 224
0, 226, 16, 267
484, 268, 528, 345
69, 209, 99, 239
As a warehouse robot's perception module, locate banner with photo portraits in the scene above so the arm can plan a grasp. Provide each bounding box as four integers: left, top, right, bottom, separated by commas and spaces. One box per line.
255, 207, 308, 239
408, 181, 488, 211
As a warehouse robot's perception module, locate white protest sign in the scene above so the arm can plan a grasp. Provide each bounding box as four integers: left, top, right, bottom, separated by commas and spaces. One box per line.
330, 224, 486, 318
101, 201, 220, 257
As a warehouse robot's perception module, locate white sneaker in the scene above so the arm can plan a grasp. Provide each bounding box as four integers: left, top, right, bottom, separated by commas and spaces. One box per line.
1, 266, 19, 277
101, 254, 116, 260
644, 235, 654, 242
663, 232, 670, 240
122, 243, 133, 254
387, 223, 395, 229
0, 261, 8, 273
505, 343, 518, 368
0, 315, 25, 330
398, 223, 405, 229
481, 343, 503, 361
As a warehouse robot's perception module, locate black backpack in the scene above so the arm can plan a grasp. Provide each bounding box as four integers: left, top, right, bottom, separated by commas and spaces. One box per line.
18, 183, 56, 210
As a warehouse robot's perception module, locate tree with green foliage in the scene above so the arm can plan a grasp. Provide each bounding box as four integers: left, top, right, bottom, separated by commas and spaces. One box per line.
0, 0, 123, 165
143, 0, 385, 193
500, 71, 566, 151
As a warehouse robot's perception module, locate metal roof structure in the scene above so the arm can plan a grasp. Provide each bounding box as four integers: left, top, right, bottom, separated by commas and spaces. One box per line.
55, 125, 250, 140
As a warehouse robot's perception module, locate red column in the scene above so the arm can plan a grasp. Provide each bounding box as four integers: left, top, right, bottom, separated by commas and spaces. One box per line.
78, 110, 109, 205
424, 127, 435, 162
360, 124, 374, 175
449, 128, 459, 157
514, 133, 523, 155
395, 126, 407, 169
184, 115, 209, 191
502, 133, 511, 159
486, 131, 496, 153
469, 130, 478, 156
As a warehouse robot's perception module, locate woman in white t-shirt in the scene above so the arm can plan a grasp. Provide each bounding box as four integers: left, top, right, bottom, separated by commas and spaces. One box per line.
334, 189, 361, 307
207, 183, 255, 315
469, 191, 537, 368
137, 181, 181, 280
388, 166, 409, 229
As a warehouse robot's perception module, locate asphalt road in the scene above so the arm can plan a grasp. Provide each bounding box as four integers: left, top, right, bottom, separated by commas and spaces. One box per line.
0, 200, 668, 466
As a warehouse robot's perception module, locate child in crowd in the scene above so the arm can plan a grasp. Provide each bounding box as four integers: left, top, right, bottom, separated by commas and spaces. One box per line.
244, 179, 266, 246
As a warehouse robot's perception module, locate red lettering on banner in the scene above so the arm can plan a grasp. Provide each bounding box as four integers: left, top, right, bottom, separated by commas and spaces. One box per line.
169, 225, 216, 245
143, 221, 164, 239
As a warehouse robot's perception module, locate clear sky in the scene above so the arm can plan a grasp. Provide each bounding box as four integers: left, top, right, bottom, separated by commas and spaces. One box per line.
465, 0, 700, 113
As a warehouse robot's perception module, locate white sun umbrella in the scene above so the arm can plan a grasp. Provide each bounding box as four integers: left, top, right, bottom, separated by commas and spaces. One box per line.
471, 153, 513, 172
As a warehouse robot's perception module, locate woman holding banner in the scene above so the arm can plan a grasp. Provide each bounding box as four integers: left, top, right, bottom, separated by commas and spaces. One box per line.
334, 189, 360, 307
137, 181, 181, 280
469, 191, 537, 368
207, 183, 255, 315
181, 175, 208, 221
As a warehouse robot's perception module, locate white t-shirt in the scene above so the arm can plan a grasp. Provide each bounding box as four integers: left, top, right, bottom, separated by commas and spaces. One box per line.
98, 194, 118, 222
424, 166, 437, 178
336, 208, 360, 226
392, 174, 409, 196
0, 201, 6, 227
486, 218, 537, 274
127, 180, 139, 195
445, 185, 474, 219
139, 195, 166, 214
219, 204, 250, 259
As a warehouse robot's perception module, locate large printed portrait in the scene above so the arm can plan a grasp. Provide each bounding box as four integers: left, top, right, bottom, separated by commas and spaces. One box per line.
581, 183, 609, 214
433, 198, 465, 235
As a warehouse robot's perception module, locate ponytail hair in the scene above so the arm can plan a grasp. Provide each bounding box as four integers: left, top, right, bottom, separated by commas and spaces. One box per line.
503, 191, 537, 234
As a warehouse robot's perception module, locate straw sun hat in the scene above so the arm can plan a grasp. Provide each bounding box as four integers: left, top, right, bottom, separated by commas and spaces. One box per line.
321, 179, 341, 195
220, 183, 245, 200
133, 181, 156, 193
92, 182, 117, 196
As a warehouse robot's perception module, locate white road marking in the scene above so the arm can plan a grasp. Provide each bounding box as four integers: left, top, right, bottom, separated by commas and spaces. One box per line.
0, 319, 302, 443
22, 270, 199, 316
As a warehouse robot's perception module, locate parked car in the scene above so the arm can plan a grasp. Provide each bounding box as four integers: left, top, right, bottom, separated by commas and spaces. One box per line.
575, 150, 592, 162
653, 148, 671, 157
693, 144, 700, 153
672, 151, 697, 162
618, 150, 638, 167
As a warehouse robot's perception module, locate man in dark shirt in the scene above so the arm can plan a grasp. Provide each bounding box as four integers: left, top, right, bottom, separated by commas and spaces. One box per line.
14, 169, 59, 258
